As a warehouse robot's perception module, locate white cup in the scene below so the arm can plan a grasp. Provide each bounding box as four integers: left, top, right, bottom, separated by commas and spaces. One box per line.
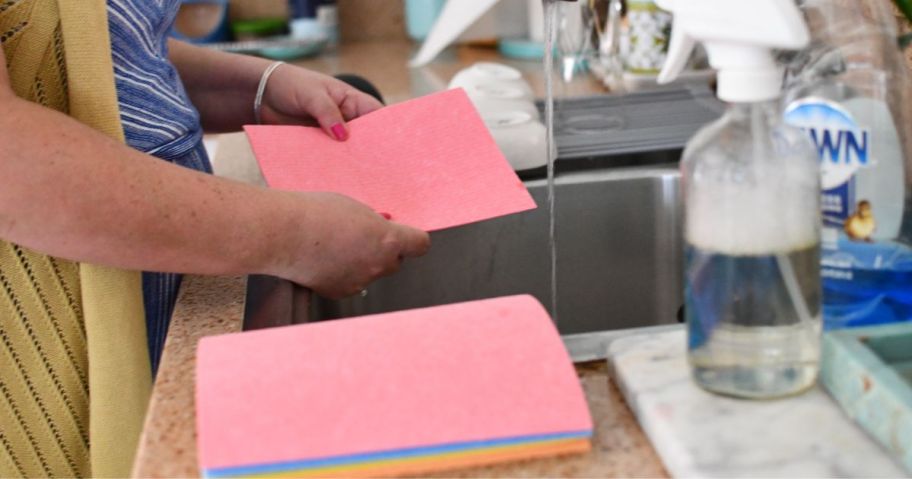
465, 81, 534, 101
472, 96, 540, 120
450, 62, 523, 84
483, 111, 547, 172
290, 18, 323, 39
449, 62, 534, 99
464, 82, 538, 119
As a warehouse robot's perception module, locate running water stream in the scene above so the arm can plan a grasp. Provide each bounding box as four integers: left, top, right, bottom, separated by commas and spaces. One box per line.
543, 0, 559, 322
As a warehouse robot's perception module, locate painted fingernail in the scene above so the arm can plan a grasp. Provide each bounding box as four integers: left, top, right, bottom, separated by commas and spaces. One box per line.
330, 123, 348, 141
380, 212, 392, 220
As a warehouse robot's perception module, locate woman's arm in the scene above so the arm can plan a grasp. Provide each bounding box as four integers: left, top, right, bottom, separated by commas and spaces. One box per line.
0, 47, 428, 298
168, 40, 383, 139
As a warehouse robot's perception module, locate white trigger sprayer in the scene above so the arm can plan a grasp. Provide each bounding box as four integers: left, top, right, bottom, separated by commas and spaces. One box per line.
656, 0, 809, 102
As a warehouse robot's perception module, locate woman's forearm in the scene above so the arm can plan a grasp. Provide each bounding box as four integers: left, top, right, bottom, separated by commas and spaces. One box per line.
0, 93, 300, 276
168, 39, 270, 132
0, 42, 428, 298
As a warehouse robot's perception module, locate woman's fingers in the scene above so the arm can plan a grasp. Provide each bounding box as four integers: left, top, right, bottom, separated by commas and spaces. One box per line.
306, 92, 349, 141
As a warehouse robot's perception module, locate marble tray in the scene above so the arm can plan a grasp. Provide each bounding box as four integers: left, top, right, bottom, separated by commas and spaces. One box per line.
607, 329, 906, 478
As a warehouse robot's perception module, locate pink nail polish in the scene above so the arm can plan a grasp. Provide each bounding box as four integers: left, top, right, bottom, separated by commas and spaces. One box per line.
331, 123, 348, 141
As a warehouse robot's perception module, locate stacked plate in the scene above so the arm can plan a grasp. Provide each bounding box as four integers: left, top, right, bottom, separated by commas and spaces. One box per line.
450, 63, 549, 173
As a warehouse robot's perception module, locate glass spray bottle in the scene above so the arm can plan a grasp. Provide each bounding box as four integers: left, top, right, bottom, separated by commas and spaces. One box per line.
657, 0, 823, 398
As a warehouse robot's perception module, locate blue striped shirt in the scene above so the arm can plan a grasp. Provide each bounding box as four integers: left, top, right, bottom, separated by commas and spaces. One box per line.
107, 0, 202, 160
105, 0, 213, 374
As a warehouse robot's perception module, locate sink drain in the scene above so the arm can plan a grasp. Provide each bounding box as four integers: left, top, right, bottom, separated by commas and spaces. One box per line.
561, 114, 626, 134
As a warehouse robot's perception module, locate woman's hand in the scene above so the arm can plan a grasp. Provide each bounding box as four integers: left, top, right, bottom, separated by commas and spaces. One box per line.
169, 40, 384, 134
164, 42, 428, 296
258, 66, 384, 141
270, 192, 430, 299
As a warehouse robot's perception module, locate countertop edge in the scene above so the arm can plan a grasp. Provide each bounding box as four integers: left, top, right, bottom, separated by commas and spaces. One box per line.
132, 274, 247, 479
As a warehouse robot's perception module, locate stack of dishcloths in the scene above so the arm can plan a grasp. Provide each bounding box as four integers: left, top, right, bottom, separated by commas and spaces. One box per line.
195, 295, 593, 478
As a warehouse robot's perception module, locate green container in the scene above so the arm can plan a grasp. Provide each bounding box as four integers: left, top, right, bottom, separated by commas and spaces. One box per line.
230, 18, 288, 41
821, 322, 912, 473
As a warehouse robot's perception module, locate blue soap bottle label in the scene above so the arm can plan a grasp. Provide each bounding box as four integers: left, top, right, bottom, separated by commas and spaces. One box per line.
786, 98, 912, 329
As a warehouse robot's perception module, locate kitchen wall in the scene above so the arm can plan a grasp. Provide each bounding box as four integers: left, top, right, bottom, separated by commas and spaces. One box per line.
338, 0, 408, 41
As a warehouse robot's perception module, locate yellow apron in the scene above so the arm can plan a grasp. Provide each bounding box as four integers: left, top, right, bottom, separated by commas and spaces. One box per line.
1, 0, 151, 476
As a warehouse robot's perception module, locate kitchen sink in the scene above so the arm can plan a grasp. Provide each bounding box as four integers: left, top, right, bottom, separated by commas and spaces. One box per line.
242, 87, 724, 359
244, 156, 685, 361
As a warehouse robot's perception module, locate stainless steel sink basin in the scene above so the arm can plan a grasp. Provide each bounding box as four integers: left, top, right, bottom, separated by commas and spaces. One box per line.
244, 159, 685, 360
243, 88, 723, 359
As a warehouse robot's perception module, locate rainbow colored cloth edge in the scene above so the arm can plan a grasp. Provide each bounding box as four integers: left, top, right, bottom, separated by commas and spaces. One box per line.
203, 432, 592, 478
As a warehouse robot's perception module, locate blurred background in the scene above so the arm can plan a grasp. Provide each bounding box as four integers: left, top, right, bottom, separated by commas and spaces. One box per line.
187, 0, 912, 181
170, 0, 691, 102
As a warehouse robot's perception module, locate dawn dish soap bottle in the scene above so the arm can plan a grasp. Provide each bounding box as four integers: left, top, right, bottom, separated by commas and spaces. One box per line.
783, 0, 912, 330
657, 0, 823, 398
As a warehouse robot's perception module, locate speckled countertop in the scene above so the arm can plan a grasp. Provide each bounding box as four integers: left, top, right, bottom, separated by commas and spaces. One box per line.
131, 275, 246, 478
130, 40, 666, 478
130, 275, 667, 478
